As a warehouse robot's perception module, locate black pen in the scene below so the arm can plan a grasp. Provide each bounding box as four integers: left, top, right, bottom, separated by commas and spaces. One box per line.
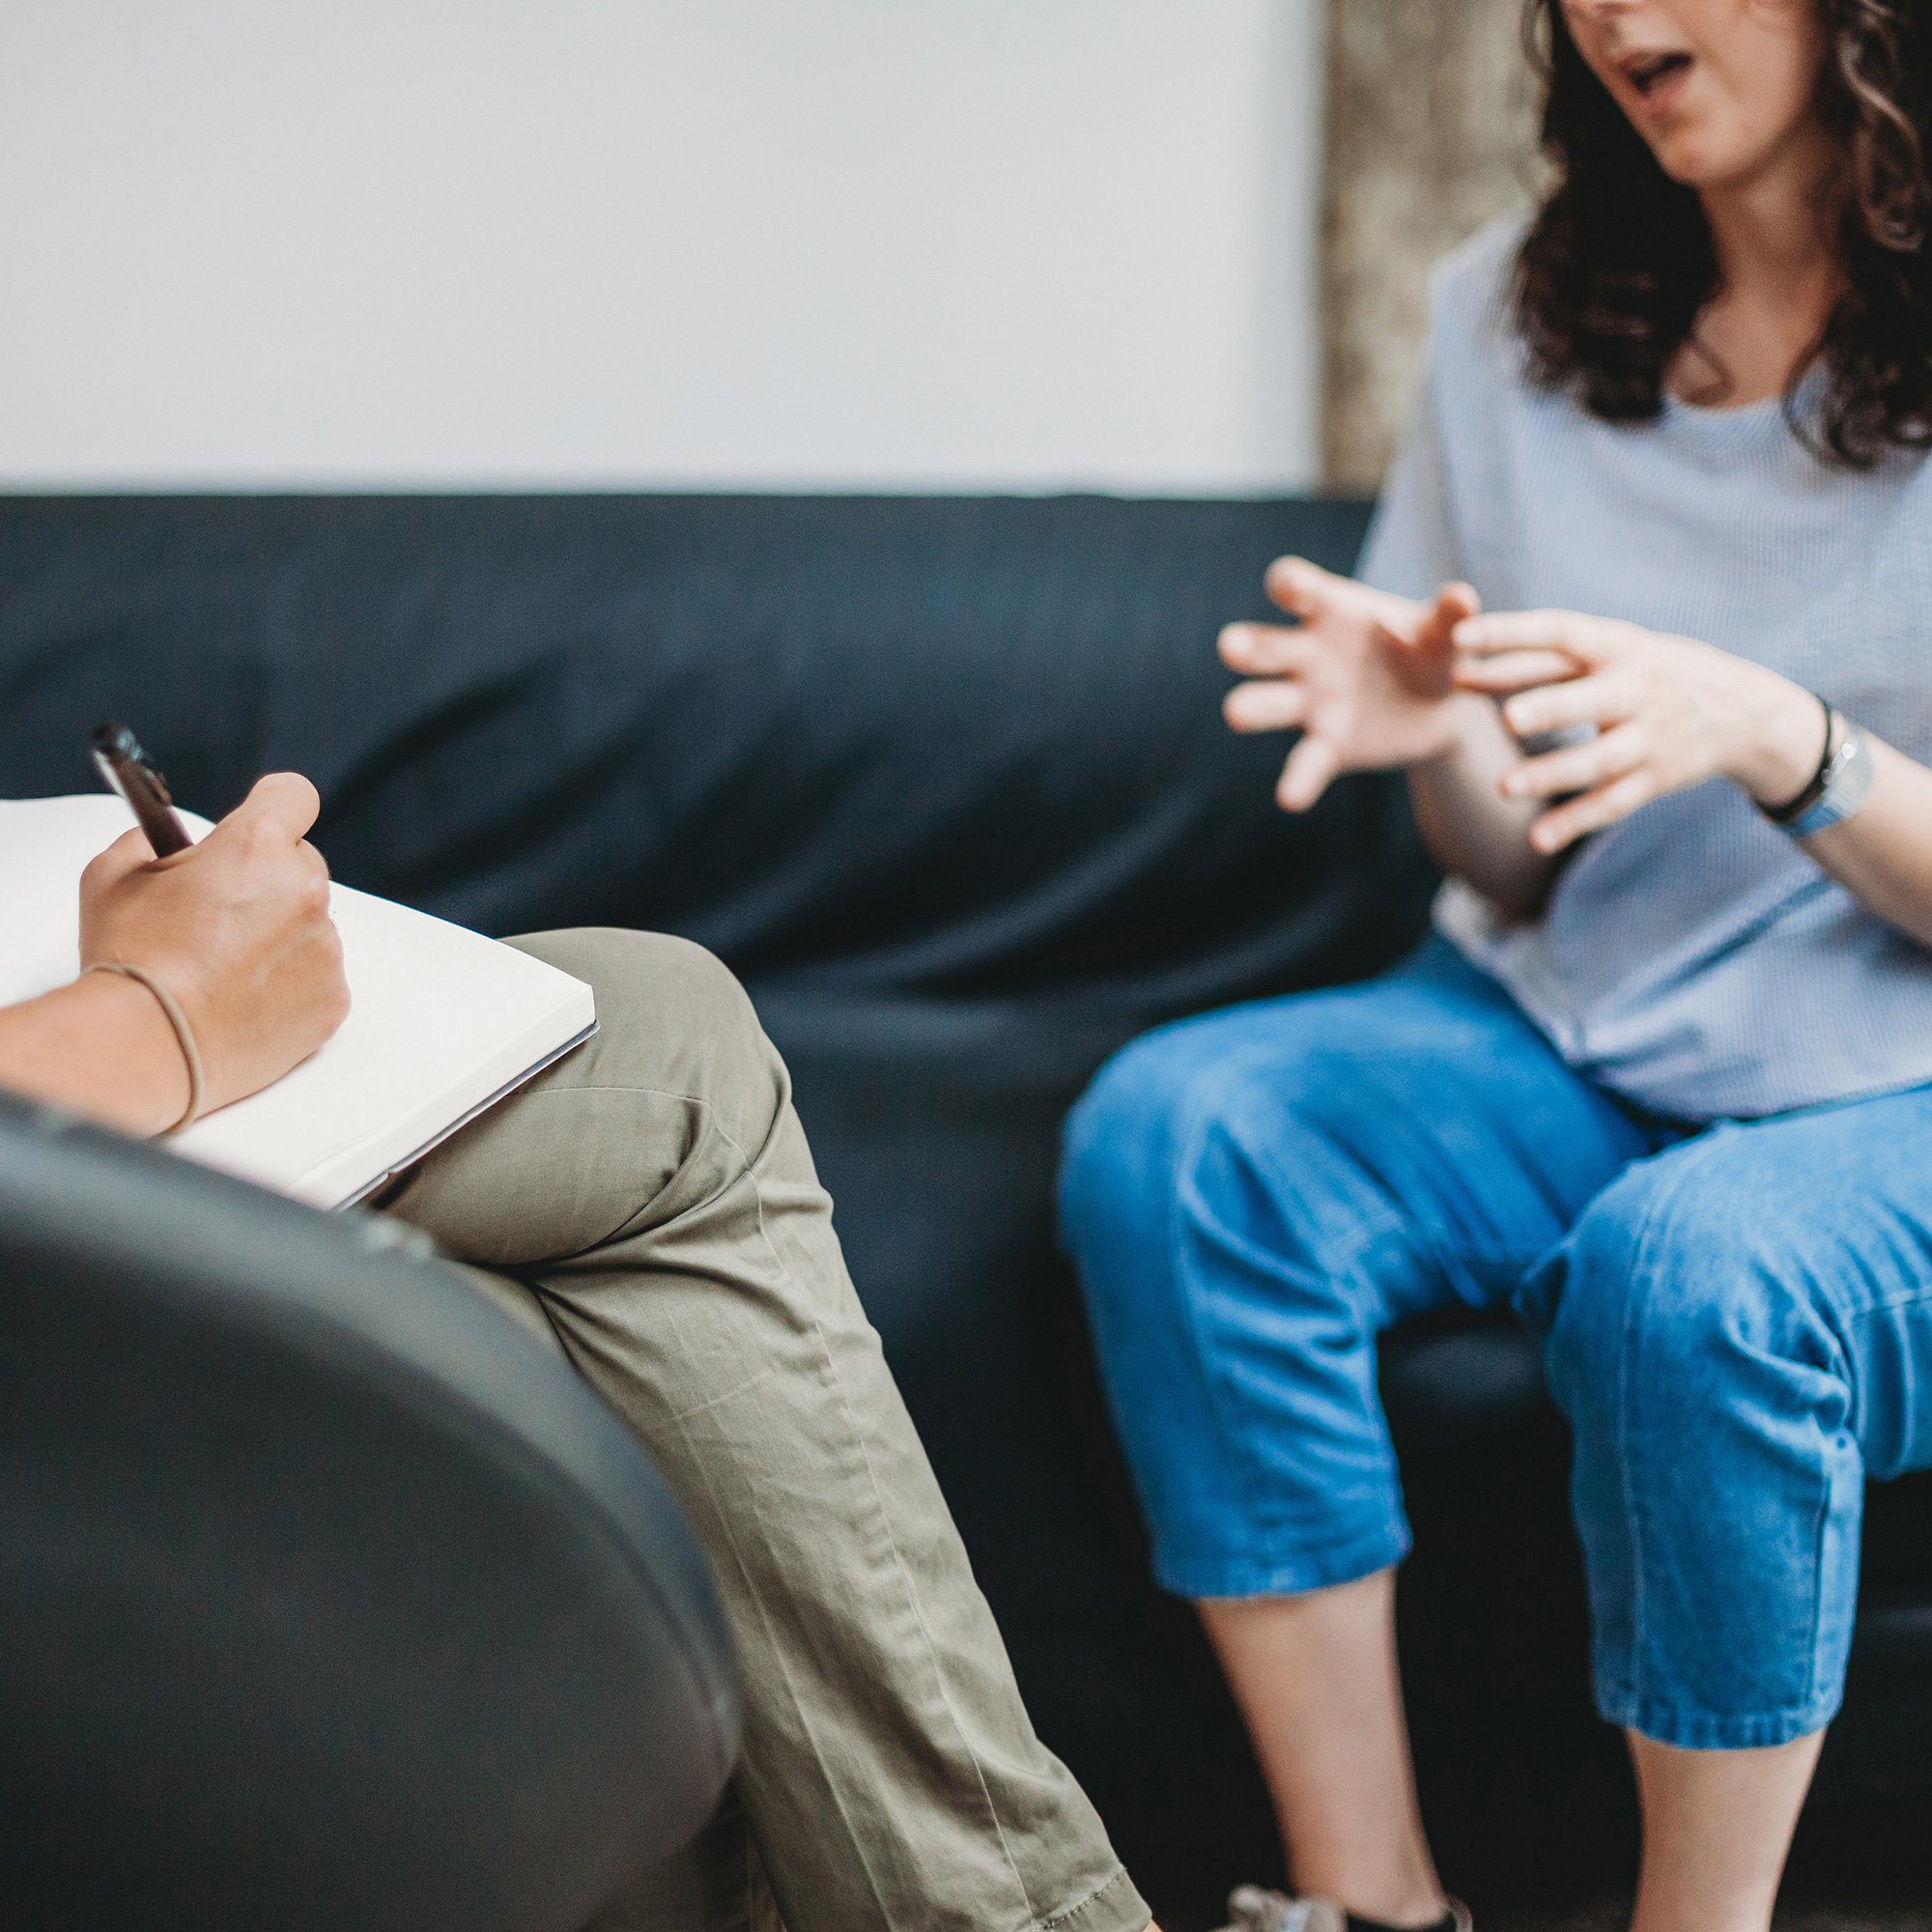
91, 723, 193, 858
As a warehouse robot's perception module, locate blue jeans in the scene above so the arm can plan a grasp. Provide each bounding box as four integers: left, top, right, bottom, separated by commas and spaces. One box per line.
1058, 940, 1932, 1749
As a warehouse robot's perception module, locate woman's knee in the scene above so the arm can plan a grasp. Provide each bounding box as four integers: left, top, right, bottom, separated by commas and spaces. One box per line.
1061, 1010, 1317, 1288
1061, 1012, 1391, 1373
1540, 1139, 1849, 1445
506, 927, 781, 1122
511, 925, 752, 1032
1060, 1021, 1217, 1238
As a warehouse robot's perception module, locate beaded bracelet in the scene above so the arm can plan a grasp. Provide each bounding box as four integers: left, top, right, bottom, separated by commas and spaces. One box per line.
85, 962, 206, 1134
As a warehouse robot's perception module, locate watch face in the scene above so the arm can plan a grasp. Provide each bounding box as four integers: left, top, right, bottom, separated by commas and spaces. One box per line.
1792, 724, 1875, 837
1833, 725, 1877, 816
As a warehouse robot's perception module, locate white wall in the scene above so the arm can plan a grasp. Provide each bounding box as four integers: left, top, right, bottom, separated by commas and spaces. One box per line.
0, 0, 1322, 494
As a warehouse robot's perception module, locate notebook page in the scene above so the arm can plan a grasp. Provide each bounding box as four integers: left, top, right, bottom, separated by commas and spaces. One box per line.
0, 797, 594, 1207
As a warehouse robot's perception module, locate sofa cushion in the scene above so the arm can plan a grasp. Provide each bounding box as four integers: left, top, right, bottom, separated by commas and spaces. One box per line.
0, 494, 1423, 1009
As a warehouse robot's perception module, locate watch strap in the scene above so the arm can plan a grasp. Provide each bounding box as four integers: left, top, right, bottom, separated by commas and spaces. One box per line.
1760, 693, 1838, 826
1784, 722, 1874, 838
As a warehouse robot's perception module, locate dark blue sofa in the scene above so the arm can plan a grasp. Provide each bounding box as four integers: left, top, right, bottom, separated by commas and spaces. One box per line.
3, 494, 1927, 1926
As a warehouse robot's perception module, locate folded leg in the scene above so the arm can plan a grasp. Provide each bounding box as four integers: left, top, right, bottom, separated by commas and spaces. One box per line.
1060, 940, 1669, 1600
385, 927, 1147, 1932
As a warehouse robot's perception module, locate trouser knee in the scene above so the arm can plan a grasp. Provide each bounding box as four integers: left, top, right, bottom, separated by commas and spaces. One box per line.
508, 928, 788, 1149
1537, 1157, 1853, 1465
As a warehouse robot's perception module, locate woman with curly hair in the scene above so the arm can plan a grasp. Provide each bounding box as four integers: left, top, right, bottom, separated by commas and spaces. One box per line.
1060, 4, 1932, 1930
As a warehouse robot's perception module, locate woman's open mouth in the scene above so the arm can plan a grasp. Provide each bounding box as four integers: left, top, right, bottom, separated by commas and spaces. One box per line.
1620, 48, 1694, 105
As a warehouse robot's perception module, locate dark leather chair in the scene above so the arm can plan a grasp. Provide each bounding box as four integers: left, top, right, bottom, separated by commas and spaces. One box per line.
0, 1093, 739, 1932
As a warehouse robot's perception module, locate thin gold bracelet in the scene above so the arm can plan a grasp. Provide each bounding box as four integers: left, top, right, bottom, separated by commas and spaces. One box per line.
85, 962, 206, 1134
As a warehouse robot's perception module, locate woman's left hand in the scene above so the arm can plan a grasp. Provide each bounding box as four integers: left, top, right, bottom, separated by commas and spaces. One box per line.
1449, 610, 1827, 853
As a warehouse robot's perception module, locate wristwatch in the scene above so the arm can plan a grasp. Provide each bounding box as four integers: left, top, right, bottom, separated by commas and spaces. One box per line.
1760, 697, 1876, 838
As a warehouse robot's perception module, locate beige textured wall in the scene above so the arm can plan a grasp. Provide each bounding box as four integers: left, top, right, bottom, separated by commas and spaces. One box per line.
1321, 0, 1544, 491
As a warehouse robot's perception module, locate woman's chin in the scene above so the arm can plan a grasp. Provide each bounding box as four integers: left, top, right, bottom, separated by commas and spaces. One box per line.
1647, 135, 1747, 190
1644, 123, 1819, 196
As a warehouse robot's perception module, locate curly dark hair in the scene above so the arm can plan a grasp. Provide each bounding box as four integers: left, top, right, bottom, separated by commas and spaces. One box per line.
1515, 0, 1932, 467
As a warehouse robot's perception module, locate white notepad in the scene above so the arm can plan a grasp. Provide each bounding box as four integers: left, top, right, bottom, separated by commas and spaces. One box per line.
0, 796, 597, 1208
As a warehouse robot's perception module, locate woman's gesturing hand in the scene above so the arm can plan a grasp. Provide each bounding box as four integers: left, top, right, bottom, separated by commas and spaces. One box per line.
80, 773, 353, 1116
1220, 556, 1484, 810
1452, 611, 1828, 853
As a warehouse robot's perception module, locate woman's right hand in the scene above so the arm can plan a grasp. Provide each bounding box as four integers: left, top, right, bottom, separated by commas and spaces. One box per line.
1219, 556, 1483, 810
79, 773, 352, 1117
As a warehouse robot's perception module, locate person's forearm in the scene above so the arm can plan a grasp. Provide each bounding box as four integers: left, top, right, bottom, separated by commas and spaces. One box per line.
1407, 695, 1556, 917
0, 973, 191, 1136
1720, 671, 1932, 950
1795, 735, 1932, 949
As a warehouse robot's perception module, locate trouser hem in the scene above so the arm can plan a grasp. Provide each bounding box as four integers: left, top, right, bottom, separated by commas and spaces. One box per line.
1597, 1679, 1842, 1750
1154, 1519, 1410, 1601
1035, 1864, 1151, 1932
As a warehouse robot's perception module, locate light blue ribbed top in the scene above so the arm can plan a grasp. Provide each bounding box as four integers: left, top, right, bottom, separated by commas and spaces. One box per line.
1360, 215, 1932, 1120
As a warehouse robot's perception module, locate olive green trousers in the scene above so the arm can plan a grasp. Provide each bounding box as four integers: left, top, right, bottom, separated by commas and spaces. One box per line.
384, 928, 1148, 1932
